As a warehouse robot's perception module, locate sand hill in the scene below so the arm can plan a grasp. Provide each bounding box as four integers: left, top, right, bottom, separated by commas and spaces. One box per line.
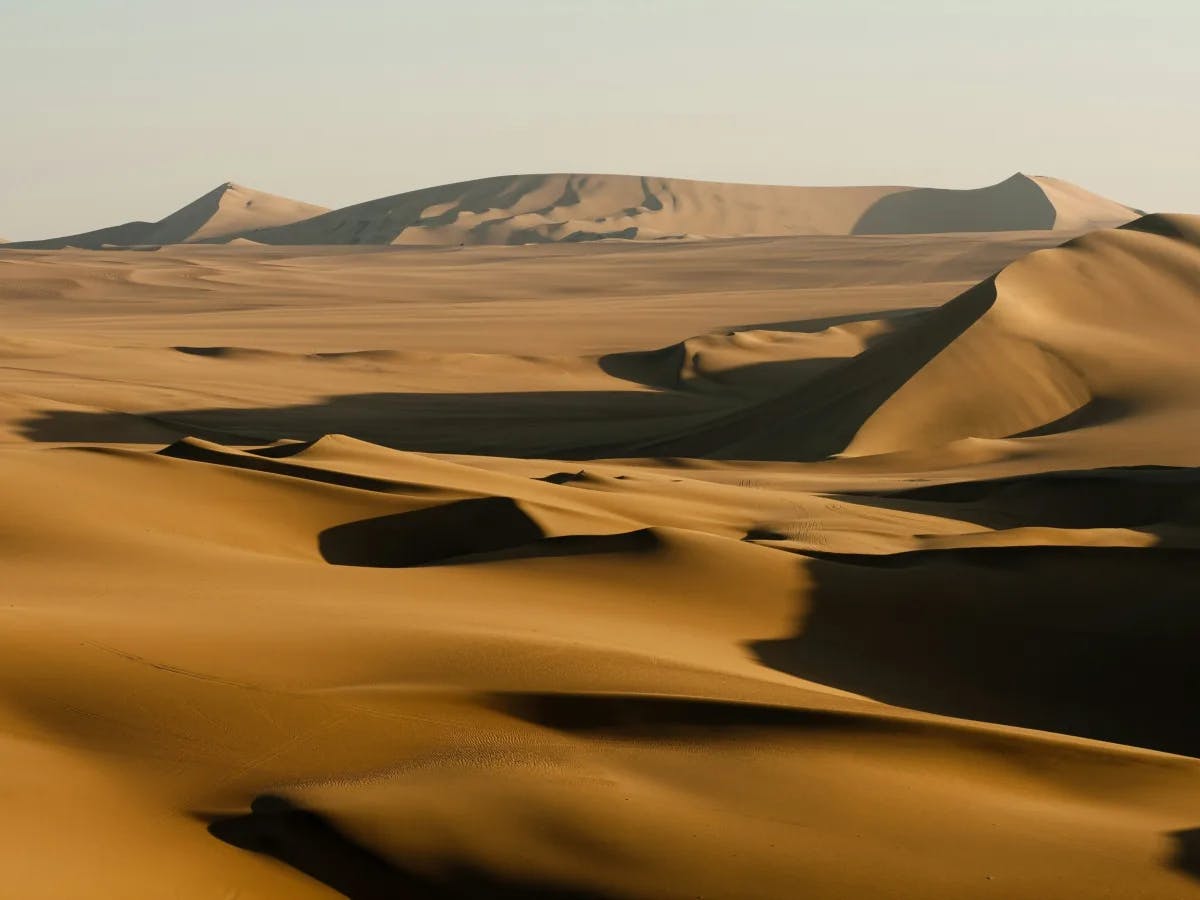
5, 174, 1137, 250
0, 217, 1197, 898
232, 172, 1135, 245
3, 183, 327, 249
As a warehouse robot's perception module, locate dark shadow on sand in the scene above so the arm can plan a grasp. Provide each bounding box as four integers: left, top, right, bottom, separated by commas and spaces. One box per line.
18, 387, 720, 457
749, 545, 1200, 757
319, 497, 546, 567
852, 174, 1057, 235
208, 794, 610, 899
489, 690, 876, 738
1169, 828, 1200, 882
830, 465, 1200, 530
318, 496, 661, 568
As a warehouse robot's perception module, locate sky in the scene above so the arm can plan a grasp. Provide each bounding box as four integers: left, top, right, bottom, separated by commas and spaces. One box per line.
2, 0, 1198, 239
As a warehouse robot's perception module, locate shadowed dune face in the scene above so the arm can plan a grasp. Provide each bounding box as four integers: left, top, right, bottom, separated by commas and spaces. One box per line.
751, 546, 1200, 757
852, 173, 1058, 234
319, 497, 547, 567
0, 219, 158, 250
1172, 830, 1200, 883
840, 466, 1200, 531
209, 796, 611, 900
320, 501, 662, 567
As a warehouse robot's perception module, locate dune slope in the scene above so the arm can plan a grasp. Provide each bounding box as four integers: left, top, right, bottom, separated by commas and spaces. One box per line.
0, 434, 1197, 899
5, 183, 327, 249
238, 172, 1136, 246
617, 214, 1200, 463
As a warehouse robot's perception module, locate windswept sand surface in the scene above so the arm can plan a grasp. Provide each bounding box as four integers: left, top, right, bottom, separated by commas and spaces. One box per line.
1, 220, 1199, 898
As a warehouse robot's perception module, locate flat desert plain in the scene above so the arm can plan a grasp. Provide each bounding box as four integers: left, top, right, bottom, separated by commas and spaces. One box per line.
1, 210, 1199, 897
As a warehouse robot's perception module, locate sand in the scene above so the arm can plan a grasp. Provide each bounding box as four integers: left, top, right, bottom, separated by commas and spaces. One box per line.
0, 213, 1197, 898
6, 173, 1137, 250
4, 183, 328, 250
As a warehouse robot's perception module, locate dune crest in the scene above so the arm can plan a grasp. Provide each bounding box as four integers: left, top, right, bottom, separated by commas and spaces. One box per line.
841, 213, 1200, 456
610, 213, 1200, 463
4, 183, 327, 249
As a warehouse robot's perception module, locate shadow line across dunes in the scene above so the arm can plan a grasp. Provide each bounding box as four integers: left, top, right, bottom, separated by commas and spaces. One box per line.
158, 437, 434, 493
751, 545, 1200, 757
18, 388, 722, 458
621, 277, 1001, 460
208, 795, 610, 900
1171, 829, 1200, 883
489, 691, 885, 738
15, 285, 1009, 461
319, 496, 660, 568
314, 494, 662, 571
319, 497, 543, 567
851, 173, 1057, 234
834, 465, 1200, 530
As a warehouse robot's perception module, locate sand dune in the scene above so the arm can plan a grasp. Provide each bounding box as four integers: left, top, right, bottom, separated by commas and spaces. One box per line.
605, 214, 1200, 464
1, 435, 1197, 898
237, 172, 1136, 245
4, 183, 327, 249
1, 208, 1198, 897
4, 173, 1137, 249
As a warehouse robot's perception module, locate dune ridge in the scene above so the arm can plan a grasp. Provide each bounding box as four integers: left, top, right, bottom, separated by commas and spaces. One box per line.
603, 214, 1200, 463
3, 183, 327, 249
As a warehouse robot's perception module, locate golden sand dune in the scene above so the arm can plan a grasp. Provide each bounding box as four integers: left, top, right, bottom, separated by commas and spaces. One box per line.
622, 214, 1200, 464
1, 214, 1198, 898
1, 437, 1197, 898
4, 183, 328, 250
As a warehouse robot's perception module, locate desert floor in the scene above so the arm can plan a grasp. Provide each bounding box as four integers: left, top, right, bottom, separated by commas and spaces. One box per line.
1, 227, 1198, 898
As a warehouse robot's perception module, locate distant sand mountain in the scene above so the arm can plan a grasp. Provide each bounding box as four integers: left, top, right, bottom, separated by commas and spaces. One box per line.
4, 183, 327, 249
5, 173, 1137, 249
233, 172, 1136, 246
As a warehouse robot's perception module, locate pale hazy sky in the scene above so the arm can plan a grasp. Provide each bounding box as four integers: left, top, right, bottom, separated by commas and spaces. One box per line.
3, 0, 1197, 239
